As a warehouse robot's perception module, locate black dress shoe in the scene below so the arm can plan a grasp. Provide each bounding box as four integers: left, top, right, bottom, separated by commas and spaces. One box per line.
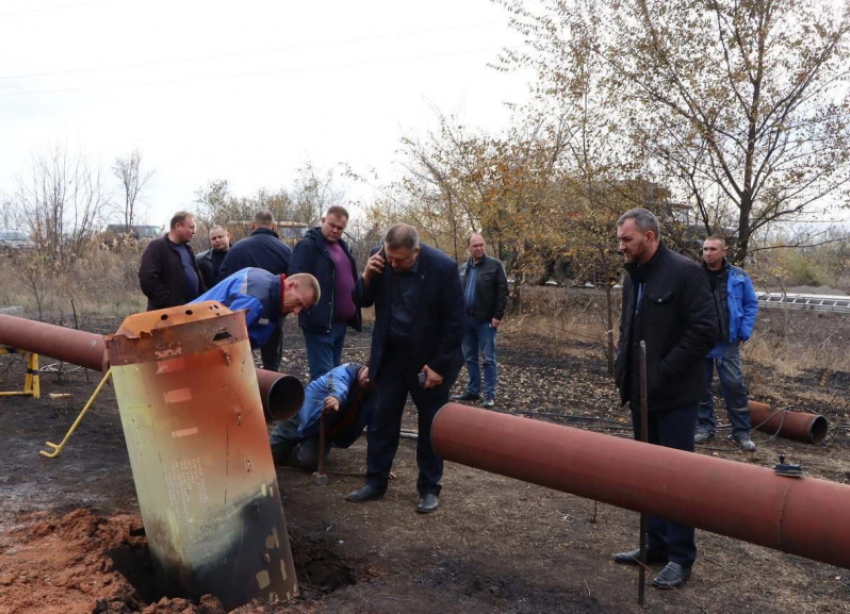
416, 493, 439, 513
451, 392, 480, 402
652, 562, 691, 589
613, 547, 667, 566
345, 484, 385, 503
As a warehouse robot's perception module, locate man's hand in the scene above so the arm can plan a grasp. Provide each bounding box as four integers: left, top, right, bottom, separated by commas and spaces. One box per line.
421, 365, 444, 390
491, 318, 501, 329
363, 251, 386, 285
323, 396, 340, 414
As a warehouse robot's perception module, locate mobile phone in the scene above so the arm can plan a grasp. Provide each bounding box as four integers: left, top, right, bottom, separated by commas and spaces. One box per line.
417, 371, 427, 387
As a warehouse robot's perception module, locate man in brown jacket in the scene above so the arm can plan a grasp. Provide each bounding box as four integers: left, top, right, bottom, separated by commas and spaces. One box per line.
138, 211, 206, 311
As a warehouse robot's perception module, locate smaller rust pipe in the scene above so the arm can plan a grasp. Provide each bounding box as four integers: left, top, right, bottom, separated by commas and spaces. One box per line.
749, 400, 828, 445
0, 313, 302, 422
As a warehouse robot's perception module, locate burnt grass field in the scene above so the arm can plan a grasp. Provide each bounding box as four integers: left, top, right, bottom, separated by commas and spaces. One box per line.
1, 287, 850, 613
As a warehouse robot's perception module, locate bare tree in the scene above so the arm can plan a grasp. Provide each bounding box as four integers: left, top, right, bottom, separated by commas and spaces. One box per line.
112, 149, 155, 233
292, 162, 348, 227
13, 143, 111, 273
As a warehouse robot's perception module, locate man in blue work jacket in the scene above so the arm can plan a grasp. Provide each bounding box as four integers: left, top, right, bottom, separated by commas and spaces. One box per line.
192, 267, 320, 355
695, 235, 759, 451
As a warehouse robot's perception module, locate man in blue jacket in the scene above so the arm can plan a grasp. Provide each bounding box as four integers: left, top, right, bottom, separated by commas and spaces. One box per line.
192, 268, 320, 351
269, 362, 376, 469
216, 210, 293, 371
695, 235, 759, 451
344, 224, 465, 514
289, 205, 362, 380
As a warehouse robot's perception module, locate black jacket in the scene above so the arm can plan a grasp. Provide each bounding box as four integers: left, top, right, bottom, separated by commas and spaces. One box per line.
195, 248, 227, 289
458, 255, 509, 321
289, 227, 362, 333
215, 228, 291, 283
615, 243, 718, 412
356, 244, 465, 383
138, 235, 206, 311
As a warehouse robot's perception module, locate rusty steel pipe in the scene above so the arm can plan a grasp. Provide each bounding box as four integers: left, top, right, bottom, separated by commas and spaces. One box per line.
432, 403, 850, 571
0, 312, 302, 421
749, 400, 828, 445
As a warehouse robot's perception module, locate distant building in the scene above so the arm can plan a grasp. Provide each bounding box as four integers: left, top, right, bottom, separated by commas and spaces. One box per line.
105, 224, 163, 240
228, 220, 308, 248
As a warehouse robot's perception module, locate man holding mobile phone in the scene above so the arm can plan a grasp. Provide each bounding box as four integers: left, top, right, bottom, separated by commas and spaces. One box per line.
344, 224, 465, 514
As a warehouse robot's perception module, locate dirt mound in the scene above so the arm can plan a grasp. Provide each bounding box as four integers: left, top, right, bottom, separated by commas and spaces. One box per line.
0, 509, 146, 613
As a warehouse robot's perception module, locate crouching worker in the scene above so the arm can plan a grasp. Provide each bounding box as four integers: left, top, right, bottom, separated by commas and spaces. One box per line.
269, 362, 376, 469
191, 267, 320, 356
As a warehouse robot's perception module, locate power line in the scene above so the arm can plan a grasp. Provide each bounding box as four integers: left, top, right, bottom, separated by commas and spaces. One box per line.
0, 46, 501, 97
0, 0, 110, 18
0, 21, 503, 81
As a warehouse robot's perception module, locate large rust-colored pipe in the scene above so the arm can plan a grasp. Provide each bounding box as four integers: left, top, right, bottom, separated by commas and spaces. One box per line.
748, 400, 828, 445
0, 312, 302, 421
432, 403, 850, 570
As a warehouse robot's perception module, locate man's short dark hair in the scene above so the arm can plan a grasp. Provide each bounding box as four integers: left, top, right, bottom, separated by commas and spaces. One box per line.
209, 224, 227, 235
254, 210, 275, 227
705, 234, 727, 246
326, 205, 350, 220
617, 208, 660, 237
385, 224, 420, 251
170, 211, 194, 229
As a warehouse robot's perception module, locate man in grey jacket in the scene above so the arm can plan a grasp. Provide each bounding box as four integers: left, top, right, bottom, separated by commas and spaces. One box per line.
451, 233, 508, 408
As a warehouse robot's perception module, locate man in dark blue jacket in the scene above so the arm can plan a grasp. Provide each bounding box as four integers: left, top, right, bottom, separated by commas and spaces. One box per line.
289, 205, 362, 380
216, 210, 292, 371
344, 224, 465, 514
696, 235, 759, 451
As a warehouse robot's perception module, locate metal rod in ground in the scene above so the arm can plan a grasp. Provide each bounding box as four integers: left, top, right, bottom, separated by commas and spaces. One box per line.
638, 341, 648, 605
314, 413, 328, 486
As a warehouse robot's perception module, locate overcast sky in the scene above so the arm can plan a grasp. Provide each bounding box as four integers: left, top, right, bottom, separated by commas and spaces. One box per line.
0, 0, 530, 227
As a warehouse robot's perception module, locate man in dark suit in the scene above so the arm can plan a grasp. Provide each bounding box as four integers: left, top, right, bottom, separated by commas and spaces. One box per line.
216, 210, 292, 371
612, 208, 717, 589
345, 224, 465, 514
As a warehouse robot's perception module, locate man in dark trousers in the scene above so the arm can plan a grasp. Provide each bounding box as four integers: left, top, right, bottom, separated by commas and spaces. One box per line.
289, 205, 361, 380
612, 208, 717, 589
345, 224, 465, 514
452, 232, 508, 408
216, 210, 292, 371
696, 235, 759, 451
195, 224, 231, 289
138, 211, 206, 311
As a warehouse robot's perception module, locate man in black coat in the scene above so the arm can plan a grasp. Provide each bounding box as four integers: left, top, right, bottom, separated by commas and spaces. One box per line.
345, 224, 465, 514
195, 224, 231, 289
138, 211, 206, 311
612, 208, 717, 589
216, 210, 292, 371
289, 205, 362, 380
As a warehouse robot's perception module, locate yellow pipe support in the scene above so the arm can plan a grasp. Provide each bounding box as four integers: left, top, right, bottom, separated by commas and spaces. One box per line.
39, 368, 112, 459
0, 348, 40, 398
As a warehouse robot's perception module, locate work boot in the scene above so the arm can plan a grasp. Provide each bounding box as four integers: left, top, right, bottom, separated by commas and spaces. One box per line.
732, 434, 757, 452
694, 430, 714, 444
451, 392, 480, 402
652, 562, 691, 589
482, 397, 495, 409
613, 547, 667, 566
